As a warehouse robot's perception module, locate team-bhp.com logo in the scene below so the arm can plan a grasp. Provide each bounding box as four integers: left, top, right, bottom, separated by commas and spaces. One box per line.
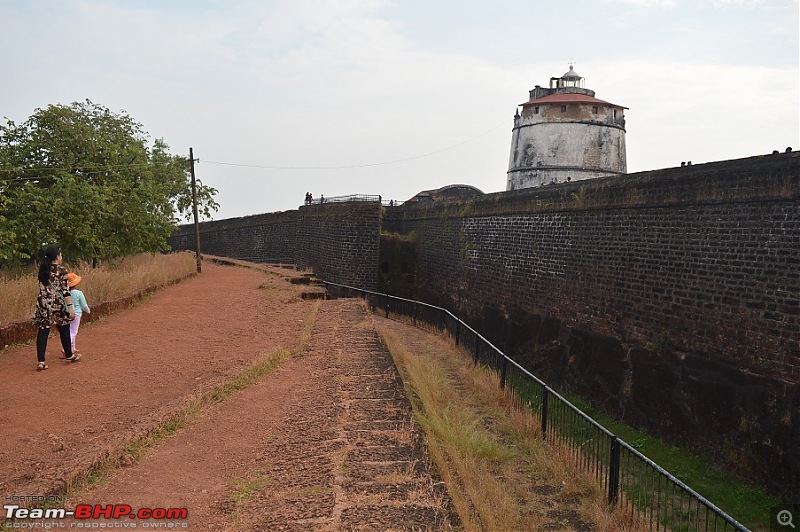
4, 504, 188, 528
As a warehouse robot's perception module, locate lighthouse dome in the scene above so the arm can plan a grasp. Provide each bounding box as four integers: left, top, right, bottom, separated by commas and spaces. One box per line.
562, 65, 581, 79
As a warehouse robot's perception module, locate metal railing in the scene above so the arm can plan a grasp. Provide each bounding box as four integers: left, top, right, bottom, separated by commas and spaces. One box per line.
323, 281, 750, 532
212, 255, 296, 265
303, 194, 382, 206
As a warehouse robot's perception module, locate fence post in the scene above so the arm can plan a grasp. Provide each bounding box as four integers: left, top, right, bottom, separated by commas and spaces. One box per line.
608, 437, 621, 505
500, 355, 508, 389
474, 337, 480, 363
413, 302, 417, 326
541, 386, 549, 438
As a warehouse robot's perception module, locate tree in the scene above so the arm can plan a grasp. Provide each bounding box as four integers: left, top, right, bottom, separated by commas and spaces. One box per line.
0, 100, 218, 263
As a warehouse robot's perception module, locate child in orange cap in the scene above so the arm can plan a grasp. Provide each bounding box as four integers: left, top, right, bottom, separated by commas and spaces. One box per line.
67, 272, 91, 355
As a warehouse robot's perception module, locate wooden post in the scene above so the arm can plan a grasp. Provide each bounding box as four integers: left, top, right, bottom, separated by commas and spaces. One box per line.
189, 147, 201, 273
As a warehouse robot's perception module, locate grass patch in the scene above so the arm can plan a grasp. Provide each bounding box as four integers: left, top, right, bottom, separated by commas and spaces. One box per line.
377, 324, 643, 531
206, 350, 291, 404
66, 346, 292, 497
231, 471, 269, 503
567, 396, 778, 531
0, 251, 197, 327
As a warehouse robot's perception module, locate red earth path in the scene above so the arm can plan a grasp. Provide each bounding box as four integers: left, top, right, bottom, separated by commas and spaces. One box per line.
0, 259, 456, 530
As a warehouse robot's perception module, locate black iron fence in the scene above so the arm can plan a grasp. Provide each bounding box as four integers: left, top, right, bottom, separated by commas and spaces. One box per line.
303, 194, 382, 206
301, 194, 405, 206
324, 281, 750, 532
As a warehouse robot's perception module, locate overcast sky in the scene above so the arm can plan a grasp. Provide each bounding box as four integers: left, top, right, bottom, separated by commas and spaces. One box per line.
2, 0, 798, 220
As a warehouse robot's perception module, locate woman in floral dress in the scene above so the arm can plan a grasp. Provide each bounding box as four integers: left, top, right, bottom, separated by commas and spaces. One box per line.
32, 244, 80, 370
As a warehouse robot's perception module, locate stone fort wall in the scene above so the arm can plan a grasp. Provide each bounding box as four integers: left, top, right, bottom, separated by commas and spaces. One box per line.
168, 202, 380, 290
382, 151, 799, 499
169, 210, 299, 264
168, 151, 799, 498
295, 201, 380, 290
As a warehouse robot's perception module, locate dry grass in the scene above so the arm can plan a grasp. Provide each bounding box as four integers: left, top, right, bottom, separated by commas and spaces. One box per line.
0, 252, 197, 327
377, 321, 647, 532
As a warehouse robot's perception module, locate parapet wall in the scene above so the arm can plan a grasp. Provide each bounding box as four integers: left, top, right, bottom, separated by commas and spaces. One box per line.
168, 202, 380, 290
296, 201, 380, 290
169, 210, 299, 264
383, 151, 800, 498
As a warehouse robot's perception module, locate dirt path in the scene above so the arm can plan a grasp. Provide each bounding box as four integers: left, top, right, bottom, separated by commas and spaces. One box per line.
0, 261, 455, 530
67, 299, 456, 530
1, 258, 621, 531
0, 263, 307, 500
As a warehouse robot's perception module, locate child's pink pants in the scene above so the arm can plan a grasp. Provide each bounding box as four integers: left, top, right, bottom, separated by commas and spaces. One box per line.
69, 315, 82, 351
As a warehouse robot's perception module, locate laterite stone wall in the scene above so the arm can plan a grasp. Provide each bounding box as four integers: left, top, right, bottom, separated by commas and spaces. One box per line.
383, 152, 800, 499
168, 152, 798, 498
168, 201, 381, 290
296, 201, 381, 290
168, 211, 299, 264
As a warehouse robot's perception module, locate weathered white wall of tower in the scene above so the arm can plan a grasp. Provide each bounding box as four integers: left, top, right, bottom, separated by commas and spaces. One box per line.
507, 104, 627, 190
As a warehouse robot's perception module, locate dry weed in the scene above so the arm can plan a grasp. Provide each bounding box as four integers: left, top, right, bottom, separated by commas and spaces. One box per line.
377, 319, 647, 532
0, 252, 197, 327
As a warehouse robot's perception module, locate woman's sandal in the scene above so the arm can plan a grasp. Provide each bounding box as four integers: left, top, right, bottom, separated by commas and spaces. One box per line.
37, 362, 48, 371
60, 349, 80, 360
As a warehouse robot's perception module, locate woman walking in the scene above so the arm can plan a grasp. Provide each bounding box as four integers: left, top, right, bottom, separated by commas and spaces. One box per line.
32, 244, 81, 370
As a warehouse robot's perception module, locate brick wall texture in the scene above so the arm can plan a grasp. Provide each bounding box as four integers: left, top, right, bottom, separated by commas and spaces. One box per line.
384, 152, 799, 499
169, 210, 299, 264
168, 202, 380, 290
295, 201, 380, 290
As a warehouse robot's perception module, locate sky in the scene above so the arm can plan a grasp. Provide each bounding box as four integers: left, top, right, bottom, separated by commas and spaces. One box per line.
1, 0, 798, 220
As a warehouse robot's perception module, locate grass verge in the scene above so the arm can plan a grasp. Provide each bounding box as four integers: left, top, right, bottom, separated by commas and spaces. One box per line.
376, 321, 643, 531
71, 347, 292, 495
0, 252, 197, 327
385, 313, 776, 531
567, 395, 778, 531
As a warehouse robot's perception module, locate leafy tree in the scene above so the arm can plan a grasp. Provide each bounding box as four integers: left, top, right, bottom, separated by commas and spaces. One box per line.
0, 100, 218, 263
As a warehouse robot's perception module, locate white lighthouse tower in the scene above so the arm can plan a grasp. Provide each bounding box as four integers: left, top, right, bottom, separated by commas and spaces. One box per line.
507, 65, 627, 190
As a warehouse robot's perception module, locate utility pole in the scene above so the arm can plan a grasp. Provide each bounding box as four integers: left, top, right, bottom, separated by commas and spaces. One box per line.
189, 147, 202, 273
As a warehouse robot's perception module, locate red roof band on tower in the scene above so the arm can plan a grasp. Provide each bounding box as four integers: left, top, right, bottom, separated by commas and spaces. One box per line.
521, 93, 627, 109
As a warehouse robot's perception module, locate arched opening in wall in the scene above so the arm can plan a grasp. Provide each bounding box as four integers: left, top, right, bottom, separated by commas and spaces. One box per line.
381, 261, 390, 273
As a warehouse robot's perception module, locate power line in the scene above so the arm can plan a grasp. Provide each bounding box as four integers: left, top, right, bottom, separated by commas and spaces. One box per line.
0, 162, 170, 182
0, 120, 508, 181
0, 162, 156, 174
202, 121, 508, 170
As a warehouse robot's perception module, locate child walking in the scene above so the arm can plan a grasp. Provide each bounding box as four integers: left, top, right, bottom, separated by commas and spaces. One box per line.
67, 272, 90, 355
